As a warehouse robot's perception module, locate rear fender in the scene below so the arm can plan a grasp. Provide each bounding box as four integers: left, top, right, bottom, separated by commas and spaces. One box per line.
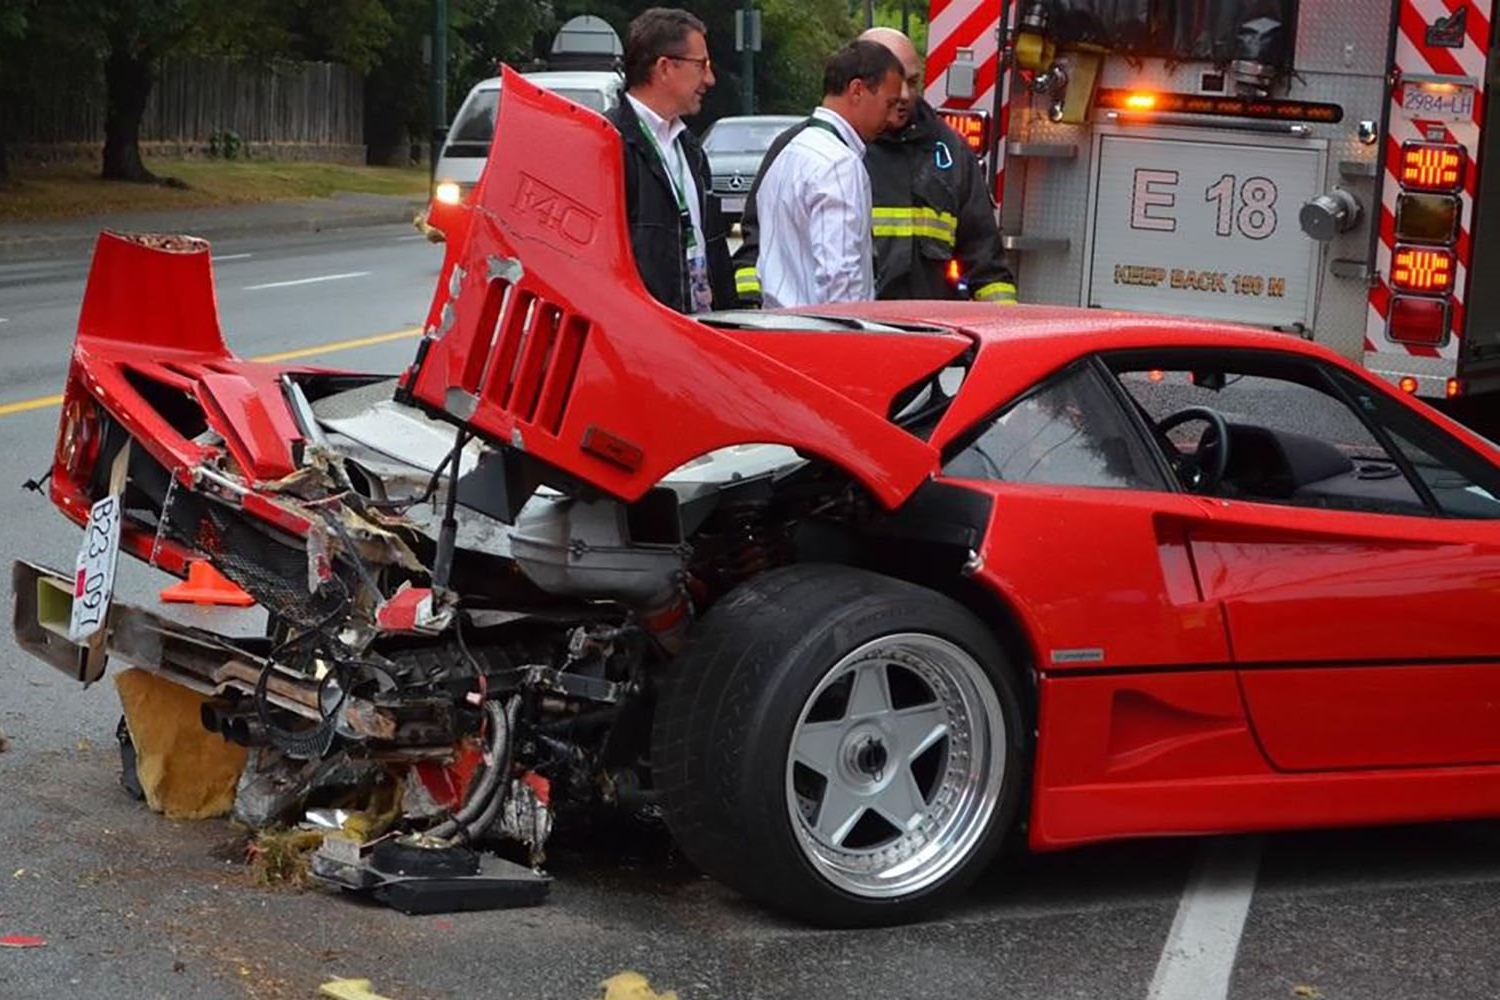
51, 232, 324, 564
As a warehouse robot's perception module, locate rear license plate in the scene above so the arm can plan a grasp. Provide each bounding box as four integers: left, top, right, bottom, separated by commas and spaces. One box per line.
1402, 83, 1475, 121
68, 494, 122, 642
720, 196, 745, 215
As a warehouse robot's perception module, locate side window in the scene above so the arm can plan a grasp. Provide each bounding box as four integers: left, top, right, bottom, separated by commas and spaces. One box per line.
1110, 351, 1500, 519
943, 364, 1166, 490
1330, 371, 1500, 519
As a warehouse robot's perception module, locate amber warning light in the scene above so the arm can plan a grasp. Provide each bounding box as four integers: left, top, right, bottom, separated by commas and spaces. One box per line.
1095, 88, 1343, 123
1400, 143, 1466, 193
1391, 246, 1455, 293
938, 109, 991, 158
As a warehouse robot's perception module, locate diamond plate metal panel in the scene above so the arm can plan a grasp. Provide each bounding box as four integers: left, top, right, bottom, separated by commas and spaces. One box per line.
1009, 102, 1092, 307
1295, 0, 1397, 76
1003, 56, 1390, 364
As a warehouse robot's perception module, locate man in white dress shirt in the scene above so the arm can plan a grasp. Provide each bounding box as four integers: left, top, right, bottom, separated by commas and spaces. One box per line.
752, 41, 905, 309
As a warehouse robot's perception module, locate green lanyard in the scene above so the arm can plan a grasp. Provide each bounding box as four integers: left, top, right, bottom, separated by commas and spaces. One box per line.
804, 115, 849, 148
638, 120, 698, 252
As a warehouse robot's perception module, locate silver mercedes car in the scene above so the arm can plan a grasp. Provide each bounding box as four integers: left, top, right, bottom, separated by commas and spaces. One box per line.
701, 114, 801, 223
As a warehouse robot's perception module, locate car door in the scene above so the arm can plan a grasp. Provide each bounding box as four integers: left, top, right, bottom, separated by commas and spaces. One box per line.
1109, 350, 1500, 772
939, 358, 1232, 670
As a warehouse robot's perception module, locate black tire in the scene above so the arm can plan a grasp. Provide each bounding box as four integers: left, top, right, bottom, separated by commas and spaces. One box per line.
652, 564, 1028, 927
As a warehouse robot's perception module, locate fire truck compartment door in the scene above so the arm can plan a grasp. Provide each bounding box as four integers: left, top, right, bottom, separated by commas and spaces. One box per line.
1084, 127, 1327, 330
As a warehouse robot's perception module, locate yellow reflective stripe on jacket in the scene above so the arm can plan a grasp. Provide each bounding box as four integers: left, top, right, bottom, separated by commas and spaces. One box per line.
735, 267, 761, 294
871, 206, 957, 245
872, 224, 957, 243
872, 206, 958, 227
973, 281, 1019, 303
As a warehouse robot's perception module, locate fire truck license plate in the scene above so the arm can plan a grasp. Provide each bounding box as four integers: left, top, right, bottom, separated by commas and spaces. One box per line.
68, 493, 122, 643
1086, 131, 1324, 328
1402, 83, 1475, 121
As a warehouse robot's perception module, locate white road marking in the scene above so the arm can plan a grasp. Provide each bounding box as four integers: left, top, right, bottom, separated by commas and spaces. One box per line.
1147, 837, 1262, 1000
396, 234, 429, 242
0, 318, 9, 324
213, 253, 253, 262
244, 271, 370, 291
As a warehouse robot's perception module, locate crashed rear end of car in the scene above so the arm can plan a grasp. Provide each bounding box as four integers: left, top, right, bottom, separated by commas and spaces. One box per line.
11, 71, 1005, 923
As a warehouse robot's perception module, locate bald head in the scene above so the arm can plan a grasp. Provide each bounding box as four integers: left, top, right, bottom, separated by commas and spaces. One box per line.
858, 27, 922, 130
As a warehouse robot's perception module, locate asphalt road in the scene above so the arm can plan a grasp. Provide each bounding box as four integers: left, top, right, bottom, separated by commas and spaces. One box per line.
3, 225, 1500, 1000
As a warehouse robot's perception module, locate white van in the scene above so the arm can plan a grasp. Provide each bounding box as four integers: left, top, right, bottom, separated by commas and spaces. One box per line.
418, 70, 623, 242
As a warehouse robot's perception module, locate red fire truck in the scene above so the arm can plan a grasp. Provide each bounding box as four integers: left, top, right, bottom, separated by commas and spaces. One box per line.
924, 0, 1500, 413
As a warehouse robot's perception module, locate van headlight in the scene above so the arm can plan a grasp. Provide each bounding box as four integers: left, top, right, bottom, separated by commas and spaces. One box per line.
434, 180, 463, 206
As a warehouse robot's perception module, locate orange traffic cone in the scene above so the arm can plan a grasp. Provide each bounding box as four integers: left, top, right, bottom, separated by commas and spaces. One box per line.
159, 560, 256, 607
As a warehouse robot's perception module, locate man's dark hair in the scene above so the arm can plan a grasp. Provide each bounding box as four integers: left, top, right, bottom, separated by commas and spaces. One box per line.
624, 8, 708, 89
822, 39, 903, 97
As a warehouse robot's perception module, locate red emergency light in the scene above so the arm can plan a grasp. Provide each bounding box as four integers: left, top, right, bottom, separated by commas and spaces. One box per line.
1399, 142, 1466, 193
1387, 294, 1450, 347
937, 109, 991, 158
1390, 246, 1456, 293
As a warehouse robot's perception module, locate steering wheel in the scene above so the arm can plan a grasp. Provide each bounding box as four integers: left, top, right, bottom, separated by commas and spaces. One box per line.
1156, 406, 1232, 494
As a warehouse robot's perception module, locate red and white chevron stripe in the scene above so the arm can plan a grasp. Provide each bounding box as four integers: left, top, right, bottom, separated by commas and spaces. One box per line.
925, 0, 1010, 204
1366, 0, 1492, 371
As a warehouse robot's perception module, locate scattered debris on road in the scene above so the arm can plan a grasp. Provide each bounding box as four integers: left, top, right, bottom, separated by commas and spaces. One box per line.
600, 972, 680, 1000
115, 668, 246, 820
0, 934, 47, 948
320, 978, 401, 1000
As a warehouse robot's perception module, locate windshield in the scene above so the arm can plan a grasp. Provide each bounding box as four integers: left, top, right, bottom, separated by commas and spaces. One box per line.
445, 90, 498, 156
704, 119, 797, 154
549, 87, 608, 112
445, 86, 610, 157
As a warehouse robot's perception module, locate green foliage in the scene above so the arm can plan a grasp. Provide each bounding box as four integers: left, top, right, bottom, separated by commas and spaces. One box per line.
872, 0, 928, 55
755, 0, 859, 114
0, 0, 939, 177
207, 128, 244, 159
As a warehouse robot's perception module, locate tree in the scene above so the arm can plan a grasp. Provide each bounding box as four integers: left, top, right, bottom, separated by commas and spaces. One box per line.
19, 0, 399, 183
0, 0, 35, 185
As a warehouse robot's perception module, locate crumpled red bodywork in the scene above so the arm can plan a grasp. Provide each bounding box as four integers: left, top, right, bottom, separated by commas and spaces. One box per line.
403, 68, 966, 508
49, 232, 314, 573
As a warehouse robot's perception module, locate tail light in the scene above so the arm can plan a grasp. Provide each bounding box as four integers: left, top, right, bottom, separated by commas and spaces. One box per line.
1399, 142, 1466, 193
1394, 193, 1460, 244
1387, 141, 1465, 354
945, 259, 962, 287
1387, 295, 1449, 347
57, 396, 103, 481
1390, 246, 1455, 293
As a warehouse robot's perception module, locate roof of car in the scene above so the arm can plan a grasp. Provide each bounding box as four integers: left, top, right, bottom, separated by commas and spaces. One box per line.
710, 115, 804, 125
785, 300, 1359, 451
482, 70, 622, 92
804, 299, 1327, 356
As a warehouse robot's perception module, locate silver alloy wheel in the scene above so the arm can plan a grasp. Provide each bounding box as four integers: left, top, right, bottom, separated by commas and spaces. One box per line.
784, 632, 1006, 900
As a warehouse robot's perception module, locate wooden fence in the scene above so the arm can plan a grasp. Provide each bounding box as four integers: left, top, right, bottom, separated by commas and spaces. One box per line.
13, 56, 363, 148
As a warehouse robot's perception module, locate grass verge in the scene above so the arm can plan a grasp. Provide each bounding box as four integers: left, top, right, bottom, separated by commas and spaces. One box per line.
0, 157, 429, 223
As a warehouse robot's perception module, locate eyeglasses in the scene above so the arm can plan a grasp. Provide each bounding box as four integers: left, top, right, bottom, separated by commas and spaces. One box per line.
666, 54, 712, 72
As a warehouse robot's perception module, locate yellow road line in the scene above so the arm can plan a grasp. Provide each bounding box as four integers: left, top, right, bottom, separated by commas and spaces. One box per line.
251, 326, 421, 363
0, 326, 423, 418
0, 393, 64, 417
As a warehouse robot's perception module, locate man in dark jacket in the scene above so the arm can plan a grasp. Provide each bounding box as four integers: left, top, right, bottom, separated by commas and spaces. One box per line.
734, 27, 1016, 306
605, 7, 735, 314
